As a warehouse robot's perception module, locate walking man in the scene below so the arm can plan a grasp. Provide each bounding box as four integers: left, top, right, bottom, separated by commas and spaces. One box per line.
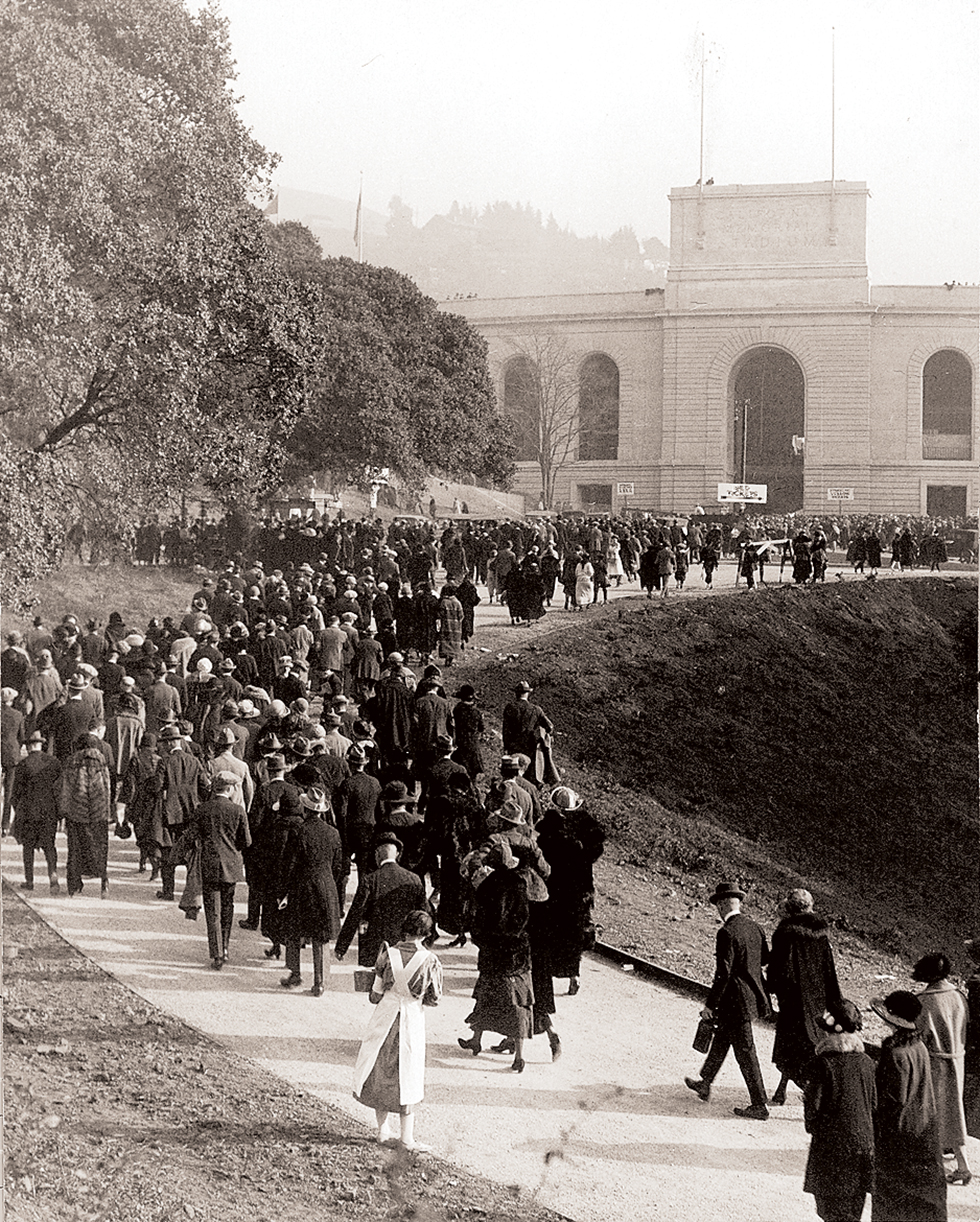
686, 880, 773, 1120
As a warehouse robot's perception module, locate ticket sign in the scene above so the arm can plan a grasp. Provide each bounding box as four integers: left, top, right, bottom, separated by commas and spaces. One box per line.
827, 487, 855, 501
717, 483, 767, 504
616, 482, 635, 496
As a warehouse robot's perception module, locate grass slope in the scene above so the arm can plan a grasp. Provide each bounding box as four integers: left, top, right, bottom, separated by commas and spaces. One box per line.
473, 579, 978, 961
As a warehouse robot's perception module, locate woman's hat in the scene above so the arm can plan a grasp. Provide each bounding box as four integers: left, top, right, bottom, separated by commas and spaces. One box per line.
815, 999, 863, 1034
708, 881, 746, 904
456, 684, 476, 701
871, 990, 921, 1030
550, 786, 583, 812
382, 780, 417, 806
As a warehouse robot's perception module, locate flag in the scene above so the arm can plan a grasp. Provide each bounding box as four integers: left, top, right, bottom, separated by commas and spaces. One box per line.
353, 186, 362, 249
263, 191, 279, 218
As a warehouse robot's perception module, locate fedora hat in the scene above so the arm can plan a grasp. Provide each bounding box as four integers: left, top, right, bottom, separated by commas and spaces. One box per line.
494, 797, 525, 825
708, 881, 745, 904
300, 787, 330, 813
159, 724, 182, 741
374, 831, 403, 852
214, 727, 237, 747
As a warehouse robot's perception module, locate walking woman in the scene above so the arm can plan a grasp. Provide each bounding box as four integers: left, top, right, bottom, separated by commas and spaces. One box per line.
458, 841, 534, 1073
912, 952, 972, 1186
60, 732, 112, 898
573, 551, 594, 611
870, 990, 947, 1221
353, 909, 443, 1151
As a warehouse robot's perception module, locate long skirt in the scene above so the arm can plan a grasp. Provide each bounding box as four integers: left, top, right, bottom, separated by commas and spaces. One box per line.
66, 820, 108, 882
466, 971, 534, 1040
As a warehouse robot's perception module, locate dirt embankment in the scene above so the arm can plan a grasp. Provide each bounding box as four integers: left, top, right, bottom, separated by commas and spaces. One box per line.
459, 578, 978, 977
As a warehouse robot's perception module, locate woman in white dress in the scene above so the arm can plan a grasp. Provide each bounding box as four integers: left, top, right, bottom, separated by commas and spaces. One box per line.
605, 538, 624, 586
353, 909, 443, 1151
573, 554, 594, 611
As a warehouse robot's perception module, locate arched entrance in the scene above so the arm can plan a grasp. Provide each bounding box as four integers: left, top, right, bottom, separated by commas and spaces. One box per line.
730, 347, 805, 513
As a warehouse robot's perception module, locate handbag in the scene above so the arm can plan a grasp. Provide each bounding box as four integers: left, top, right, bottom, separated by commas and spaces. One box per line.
353, 969, 375, 993
692, 1015, 716, 1054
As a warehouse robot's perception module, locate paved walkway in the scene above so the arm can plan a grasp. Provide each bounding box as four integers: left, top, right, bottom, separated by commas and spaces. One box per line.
7, 839, 976, 1222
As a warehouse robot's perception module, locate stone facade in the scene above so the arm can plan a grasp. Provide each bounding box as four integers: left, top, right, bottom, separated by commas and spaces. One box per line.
445, 180, 978, 517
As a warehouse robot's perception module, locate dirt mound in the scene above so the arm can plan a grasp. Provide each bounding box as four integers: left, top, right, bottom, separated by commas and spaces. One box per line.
472, 578, 978, 961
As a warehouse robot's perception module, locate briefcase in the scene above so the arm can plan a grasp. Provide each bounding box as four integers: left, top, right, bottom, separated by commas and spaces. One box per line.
692, 1016, 716, 1054
354, 969, 375, 993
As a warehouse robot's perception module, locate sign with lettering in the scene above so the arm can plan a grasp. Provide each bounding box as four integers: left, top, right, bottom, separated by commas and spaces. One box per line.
616, 482, 635, 497
826, 487, 855, 501
717, 483, 767, 504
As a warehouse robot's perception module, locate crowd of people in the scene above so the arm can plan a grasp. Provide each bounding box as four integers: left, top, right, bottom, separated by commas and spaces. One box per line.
0, 548, 609, 1147
686, 882, 978, 1221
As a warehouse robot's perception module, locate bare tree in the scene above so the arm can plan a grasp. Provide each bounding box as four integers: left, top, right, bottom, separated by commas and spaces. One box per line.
503, 329, 580, 509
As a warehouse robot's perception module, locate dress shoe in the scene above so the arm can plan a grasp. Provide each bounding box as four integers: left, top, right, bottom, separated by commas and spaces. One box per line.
946, 1169, 972, 1185
100, 881, 109, 899
238, 920, 259, 931
264, 945, 281, 959
733, 1105, 770, 1121
684, 1077, 711, 1102
211, 958, 224, 971
770, 1087, 787, 1106
491, 1038, 515, 1054
548, 1031, 562, 1061
511, 1057, 525, 1074
280, 973, 303, 988
457, 1036, 482, 1055
310, 983, 325, 997
19, 882, 33, 891
155, 890, 175, 901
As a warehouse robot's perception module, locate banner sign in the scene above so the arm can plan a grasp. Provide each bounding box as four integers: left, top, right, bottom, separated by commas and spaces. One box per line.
826, 487, 854, 501
717, 483, 767, 504
616, 482, 635, 496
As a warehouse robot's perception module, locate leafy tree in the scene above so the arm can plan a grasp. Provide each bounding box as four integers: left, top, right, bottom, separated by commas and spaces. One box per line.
0, 0, 309, 591
283, 256, 515, 494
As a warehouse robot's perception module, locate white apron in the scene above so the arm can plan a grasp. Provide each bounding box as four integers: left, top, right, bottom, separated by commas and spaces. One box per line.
352, 945, 428, 1107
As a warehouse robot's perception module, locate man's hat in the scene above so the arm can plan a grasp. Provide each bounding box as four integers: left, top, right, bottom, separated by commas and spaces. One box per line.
550, 786, 583, 812
323, 712, 342, 727
215, 769, 239, 785
382, 780, 417, 806
67, 674, 87, 690
331, 694, 350, 706
374, 831, 403, 851
219, 658, 236, 672
214, 727, 237, 747
289, 737, 312, 758
266, 753, 286, 771
347, 743, 367, 763
159, 724, 182, 741
457, 684, 476, 701
494, 797, 526, 825
259, 733, 283, 751
514, 680, 532, 693
435, 733, 454, 752
26, 730, 46, 745
500, 755, 520, 775
708, 881, 745, 904
300, 787, 330, 813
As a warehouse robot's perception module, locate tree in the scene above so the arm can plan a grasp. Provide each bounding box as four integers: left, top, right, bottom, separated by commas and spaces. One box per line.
282, 256, 514, 494
0, 0, 310, 591
502, 330, 581, 510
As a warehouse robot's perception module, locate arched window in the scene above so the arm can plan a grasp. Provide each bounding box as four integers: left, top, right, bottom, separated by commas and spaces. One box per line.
578, 354, 619, 461
502, 355, 539, 462
730, 346, 805, 514
922, 350, 972, 460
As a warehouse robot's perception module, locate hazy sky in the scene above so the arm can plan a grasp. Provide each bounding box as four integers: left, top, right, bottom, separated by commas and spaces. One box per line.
219, 0, 979, 285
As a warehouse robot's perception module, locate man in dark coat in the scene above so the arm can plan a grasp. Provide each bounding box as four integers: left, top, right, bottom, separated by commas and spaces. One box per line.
768, 888, 843, 1105
277, 787, 346, 995
43, 675, 96, 762
239, 752, 295, 932
501, 681, 553, 786
11, 730, 62, 891
152, 723, 210, 901
193, 772, 251, 970
364, 664, 414, 767
334, 833, 427, 967
686, 881, 772, 1120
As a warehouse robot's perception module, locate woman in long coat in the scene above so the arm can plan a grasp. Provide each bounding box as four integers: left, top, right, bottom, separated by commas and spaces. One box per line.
870, 990, 948, 1222
437, 586, 464, 665
573, 554, 594, 611
803, 1000, 877, 1222
412, 585, 440, 664
60, 733, 112, 897
277, 788, 346, 995
535, 786, 604, 997
458, 841, 534, 1073
913, 952, 972, 1185
354, 908, 442, 1151
451, 686, 485, 782
768, 889, 844, 1105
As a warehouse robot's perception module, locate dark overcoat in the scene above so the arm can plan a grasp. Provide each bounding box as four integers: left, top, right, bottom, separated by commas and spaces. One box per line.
769, 912, 843, 1081
334, 860, 427, 966
278, 815, 345, 942
803, 1035, 877, 1212
705, 912, 771, 1022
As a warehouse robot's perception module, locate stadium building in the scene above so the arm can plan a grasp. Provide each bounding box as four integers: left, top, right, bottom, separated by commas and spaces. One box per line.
447, 181, 979, 517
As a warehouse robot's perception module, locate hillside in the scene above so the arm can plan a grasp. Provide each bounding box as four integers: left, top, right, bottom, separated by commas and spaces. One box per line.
461, 578, 978, 972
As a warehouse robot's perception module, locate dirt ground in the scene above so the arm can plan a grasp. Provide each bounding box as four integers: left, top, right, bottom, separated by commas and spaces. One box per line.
3, 570, 977, 1219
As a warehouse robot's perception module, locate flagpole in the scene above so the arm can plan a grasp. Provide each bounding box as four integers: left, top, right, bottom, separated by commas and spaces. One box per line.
357, 171, 364, 263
